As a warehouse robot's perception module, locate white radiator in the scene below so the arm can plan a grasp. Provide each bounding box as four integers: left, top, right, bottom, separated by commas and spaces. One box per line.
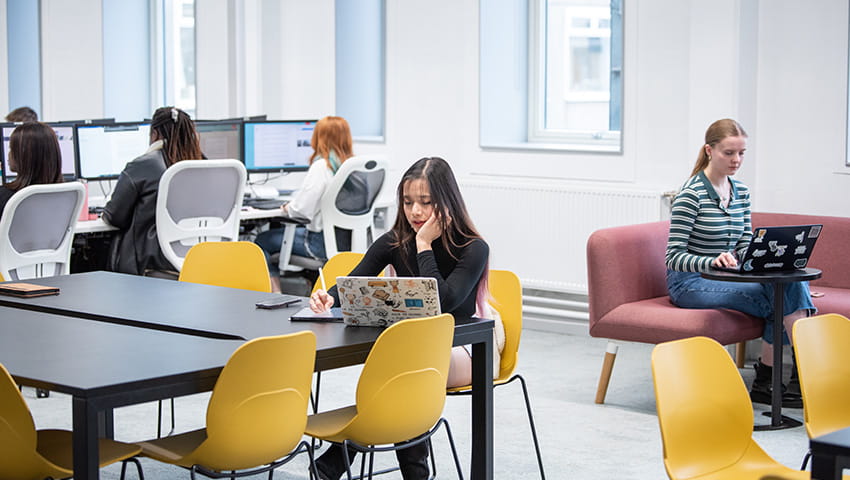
460, 179, 669, 294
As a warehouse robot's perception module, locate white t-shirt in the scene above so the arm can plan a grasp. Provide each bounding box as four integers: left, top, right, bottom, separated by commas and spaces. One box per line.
286, 158, 334, 232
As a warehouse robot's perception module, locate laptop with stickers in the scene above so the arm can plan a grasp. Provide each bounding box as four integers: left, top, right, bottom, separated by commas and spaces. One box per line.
716, 224, 823, 273
336, 276, 441, 327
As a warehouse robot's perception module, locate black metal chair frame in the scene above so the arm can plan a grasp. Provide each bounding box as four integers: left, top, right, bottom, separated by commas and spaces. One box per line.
447, 373, 546, 479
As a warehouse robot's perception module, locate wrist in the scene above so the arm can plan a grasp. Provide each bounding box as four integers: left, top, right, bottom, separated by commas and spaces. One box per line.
416, 239, 432, 252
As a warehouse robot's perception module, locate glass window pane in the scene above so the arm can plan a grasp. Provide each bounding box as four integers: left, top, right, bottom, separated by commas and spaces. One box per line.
335, 0, 385, 140
544, 1, 612, 132
163, 0, 196, 116
7, 0, 41, 115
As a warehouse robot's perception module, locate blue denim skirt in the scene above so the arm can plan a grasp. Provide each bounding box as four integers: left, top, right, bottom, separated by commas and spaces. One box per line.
666, 270, 816, 344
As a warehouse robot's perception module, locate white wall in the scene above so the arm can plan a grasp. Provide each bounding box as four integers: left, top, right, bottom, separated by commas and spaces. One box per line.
753, 0, 850, 216
40, 0, 104, 121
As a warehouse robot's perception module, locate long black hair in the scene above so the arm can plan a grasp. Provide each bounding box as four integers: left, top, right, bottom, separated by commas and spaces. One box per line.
6, 122, 63, 191
390, 157, 490, 312
150, 106, 203, 167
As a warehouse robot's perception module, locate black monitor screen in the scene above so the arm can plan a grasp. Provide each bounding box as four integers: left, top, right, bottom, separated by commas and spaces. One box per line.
2, 123, 77, 184
75, 122, 151, 180
242, 120, 315, 173
196, 120, 243, 161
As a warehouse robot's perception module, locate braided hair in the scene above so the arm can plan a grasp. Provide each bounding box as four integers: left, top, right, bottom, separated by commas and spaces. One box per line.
150, 107, 203, 166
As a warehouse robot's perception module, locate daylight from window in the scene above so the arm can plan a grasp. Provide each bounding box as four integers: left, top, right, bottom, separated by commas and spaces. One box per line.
531, 0, 621, 148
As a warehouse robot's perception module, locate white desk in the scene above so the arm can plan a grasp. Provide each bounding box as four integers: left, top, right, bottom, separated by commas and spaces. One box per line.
75, 206, 287, 235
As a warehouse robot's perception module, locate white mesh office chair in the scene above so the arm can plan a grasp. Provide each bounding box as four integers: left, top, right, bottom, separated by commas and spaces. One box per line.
0, 182, 86, 281
156, 159, 246, 272
278, 156, 387, 273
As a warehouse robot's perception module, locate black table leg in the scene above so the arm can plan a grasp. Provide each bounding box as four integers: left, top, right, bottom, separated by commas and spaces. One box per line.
470, 334, 494, 479
73, 396, 100, 480
810, 451, 845, 480
754, 282, 801, 430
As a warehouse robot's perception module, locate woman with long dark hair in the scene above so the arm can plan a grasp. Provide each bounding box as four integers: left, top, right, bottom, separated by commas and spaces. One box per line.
0, 122, 63, 219
103, 106, 203, 275
310, 156, 500, 480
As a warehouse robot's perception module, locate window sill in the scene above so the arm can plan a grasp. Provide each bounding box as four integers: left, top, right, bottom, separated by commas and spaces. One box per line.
480, 141, 622, 154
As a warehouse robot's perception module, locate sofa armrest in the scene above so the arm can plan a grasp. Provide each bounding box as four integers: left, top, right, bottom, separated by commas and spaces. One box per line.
587, 221, 672, 327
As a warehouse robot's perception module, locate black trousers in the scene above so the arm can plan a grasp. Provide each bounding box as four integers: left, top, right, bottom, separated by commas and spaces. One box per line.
315, 434, 430, 480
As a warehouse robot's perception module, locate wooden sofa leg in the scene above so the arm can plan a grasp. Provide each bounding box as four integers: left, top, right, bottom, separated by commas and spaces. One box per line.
735, 341, 746, 368
595, 341, 619, 404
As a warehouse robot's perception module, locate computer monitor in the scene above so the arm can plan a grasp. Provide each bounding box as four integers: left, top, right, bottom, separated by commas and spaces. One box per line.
74, 122, 151, 180
195, 119, 243, 161
1, 122, 78, 184
242, 120, 316, 173
59, 118, 116, 126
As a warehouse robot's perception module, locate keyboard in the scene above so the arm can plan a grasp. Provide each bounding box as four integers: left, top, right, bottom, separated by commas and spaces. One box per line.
243, 198, 287, 210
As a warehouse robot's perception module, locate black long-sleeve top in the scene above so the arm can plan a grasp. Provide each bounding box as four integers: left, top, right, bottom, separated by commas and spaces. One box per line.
329, 231, 489, 318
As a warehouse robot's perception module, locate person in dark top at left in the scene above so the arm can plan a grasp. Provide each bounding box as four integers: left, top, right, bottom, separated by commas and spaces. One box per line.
102, 106, 203, 276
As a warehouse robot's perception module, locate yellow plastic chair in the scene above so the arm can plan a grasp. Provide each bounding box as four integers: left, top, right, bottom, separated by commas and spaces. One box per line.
136, 331, 318, 479
154, 241, 272, 437
179, 241, 272, 292
0, 363, 143, 480
793, 313, 850, 469
305, 314, 463, 480
311, 251, 365, 294
652, 337, 808, 480
446, 269, 545, 478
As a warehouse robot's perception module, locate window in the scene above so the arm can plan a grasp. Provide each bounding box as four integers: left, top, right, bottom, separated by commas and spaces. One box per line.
6, 0, 41, 115
479, 0, 623, 152
528, 0, 622, 150
157, 0, 196, 116
335, 0, 385, 141
103, 0, 151, 121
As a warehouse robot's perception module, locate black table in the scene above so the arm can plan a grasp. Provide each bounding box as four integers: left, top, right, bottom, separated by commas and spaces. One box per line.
0, 272, 495, 480
702, 267, 821, 430
811, 426, 850, 480
0, 306, 240, 480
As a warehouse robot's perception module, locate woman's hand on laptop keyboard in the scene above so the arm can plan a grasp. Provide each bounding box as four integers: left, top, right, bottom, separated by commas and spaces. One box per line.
310, 289, 335, 313
712, 251, 738, 269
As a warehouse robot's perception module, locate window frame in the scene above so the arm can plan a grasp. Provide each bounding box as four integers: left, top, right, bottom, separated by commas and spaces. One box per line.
526, 0, 622, 152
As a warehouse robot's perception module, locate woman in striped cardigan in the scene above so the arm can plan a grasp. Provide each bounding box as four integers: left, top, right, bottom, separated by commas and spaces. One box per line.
665, 118, 814, 407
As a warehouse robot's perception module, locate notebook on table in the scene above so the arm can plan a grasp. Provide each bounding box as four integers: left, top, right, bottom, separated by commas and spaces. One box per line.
715, 224, 823, 273
336, 276, 440, 327
0, 282, 60, 298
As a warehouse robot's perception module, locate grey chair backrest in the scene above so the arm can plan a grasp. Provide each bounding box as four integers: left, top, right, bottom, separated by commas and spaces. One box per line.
155, 159, 247, 271
0, 182, 86, 280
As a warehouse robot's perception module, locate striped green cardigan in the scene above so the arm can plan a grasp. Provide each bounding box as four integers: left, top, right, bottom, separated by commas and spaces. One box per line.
666, 171, 752, 272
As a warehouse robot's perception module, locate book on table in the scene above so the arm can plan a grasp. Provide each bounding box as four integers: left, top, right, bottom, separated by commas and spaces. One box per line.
0, 282, 60, 298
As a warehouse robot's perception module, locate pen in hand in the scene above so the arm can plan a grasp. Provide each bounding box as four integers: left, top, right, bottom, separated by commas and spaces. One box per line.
319, 267, 327, 292
310, 267, 333, 313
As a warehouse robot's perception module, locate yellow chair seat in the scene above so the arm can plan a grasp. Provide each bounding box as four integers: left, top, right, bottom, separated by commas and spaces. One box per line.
304, 405, 358, 443
652, 337, 822, 480
37, 429, 142, 470
137, 429, 208, 465
133, 332, 317, 476
305, 315, 462, 479
1, 364, 141, 480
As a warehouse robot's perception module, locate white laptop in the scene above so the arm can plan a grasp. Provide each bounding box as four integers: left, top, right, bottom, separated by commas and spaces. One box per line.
336, 276, 441, 327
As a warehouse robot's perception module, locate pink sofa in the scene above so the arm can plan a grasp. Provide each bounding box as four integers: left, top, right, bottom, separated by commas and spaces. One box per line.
586, 212, 850, 404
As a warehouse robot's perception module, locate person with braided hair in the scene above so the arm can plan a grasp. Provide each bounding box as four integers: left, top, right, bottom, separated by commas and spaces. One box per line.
103, 106, 203, 275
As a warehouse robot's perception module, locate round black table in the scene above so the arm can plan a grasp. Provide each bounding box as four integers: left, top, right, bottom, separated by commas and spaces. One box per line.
702, 267, 822, 430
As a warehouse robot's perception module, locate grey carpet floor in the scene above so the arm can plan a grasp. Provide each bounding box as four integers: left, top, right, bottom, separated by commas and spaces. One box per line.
25, 330, 809, 479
